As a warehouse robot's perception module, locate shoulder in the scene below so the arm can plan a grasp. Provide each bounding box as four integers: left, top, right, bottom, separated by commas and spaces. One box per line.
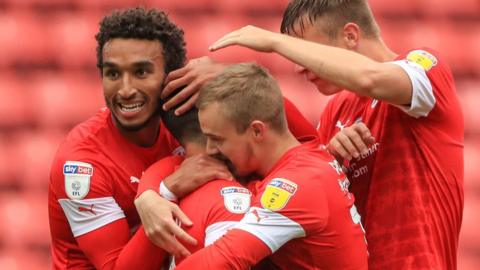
180, 180, 251, 217
144, 156, 184, 178
50, 109, 115, 198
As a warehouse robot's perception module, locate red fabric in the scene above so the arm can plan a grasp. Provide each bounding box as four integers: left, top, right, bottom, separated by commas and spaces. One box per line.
317, 48, 463, 269
76, 220, 165, 270
49, 108, 178, 269
136, 155, 184, 198
176, 140, 368, 269
283, 97, 318, 142
176, 229, 271, 270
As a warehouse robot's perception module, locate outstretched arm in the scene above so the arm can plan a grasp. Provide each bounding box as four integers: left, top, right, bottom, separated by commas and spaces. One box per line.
209, 25, 412, 106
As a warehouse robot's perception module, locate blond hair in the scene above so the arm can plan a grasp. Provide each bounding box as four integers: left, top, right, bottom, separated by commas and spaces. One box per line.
196, 63, 287, 133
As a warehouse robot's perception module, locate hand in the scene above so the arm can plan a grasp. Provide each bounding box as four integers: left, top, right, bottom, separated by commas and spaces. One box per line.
162, 56, 226, 115
164, 153, 233, 198
209, 25, 280, 53
134, 190, 196, 258
328, 122, 376, 161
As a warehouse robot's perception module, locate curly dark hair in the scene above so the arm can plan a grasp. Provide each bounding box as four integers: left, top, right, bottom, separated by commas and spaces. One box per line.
95, 7, 186, 74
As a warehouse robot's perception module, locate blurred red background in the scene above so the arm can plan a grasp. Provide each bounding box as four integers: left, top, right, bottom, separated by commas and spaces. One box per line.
0, 0, 478, 269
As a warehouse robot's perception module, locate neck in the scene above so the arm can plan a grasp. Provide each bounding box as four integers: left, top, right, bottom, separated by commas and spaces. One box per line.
358, 37, 397, 62
113, 115, 161, 147
183, 141, 206, 157
257, 130, 300, 177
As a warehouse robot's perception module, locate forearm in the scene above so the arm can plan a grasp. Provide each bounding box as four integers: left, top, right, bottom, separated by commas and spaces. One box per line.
176, 229, 271, 270
272, 34, 412, 104
274, 35, 376, 91
110, 226, 166, 270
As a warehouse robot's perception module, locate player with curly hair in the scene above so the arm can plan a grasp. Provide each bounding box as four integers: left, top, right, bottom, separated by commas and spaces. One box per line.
48, 7, 232, 269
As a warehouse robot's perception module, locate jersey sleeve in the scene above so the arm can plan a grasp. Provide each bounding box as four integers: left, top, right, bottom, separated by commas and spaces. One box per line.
136, 155, 184, 198
75, 220, 166, 270
234, 172, 327, 253
283, 97, 318, 142
176, 166, 329, 269
390, 48, 455, 119
173, 180, 252, 267
50, 146, 125, 238
50, 146, 166, 270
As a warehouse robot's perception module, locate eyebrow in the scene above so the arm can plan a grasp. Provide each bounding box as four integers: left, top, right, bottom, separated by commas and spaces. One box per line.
203, 132, 223, 140
102, 60, 155, 69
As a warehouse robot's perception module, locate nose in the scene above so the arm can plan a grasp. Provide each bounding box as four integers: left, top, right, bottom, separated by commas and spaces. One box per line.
294, 64, 307, 74
206, 139, 219, 156
118, 74, 137, 99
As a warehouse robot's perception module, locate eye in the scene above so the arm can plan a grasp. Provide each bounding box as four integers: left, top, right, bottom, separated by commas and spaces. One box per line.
135, 68, 149, 78
104, 69, 119, 80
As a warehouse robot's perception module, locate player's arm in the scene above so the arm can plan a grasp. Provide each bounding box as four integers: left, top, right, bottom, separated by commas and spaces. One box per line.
328, 122, 375, 161
209, 25, 412, 106
75, 220, 166, 270
54, 159, 165, 269
176, 229, 272, 270
134, 154, 233, 257
283, 97, 317, 141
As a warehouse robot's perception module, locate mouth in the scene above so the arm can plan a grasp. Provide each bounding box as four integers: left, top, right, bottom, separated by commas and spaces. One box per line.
118, 102, 145, 113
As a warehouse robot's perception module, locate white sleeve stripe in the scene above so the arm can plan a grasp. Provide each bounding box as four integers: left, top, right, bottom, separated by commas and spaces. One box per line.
58, 197, 126, 237
204, 221, 239, 246
234, 207, 305, 252
390, 60, 436, 118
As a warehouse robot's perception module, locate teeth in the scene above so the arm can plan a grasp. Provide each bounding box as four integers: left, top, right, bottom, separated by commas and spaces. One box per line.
120, 102, 144, 112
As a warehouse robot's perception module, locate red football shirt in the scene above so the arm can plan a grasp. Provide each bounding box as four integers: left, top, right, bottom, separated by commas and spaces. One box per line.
176, 139, 368, 270
317, 48, 464, 269
48, 108, 180, 269
139, 156, 252, 268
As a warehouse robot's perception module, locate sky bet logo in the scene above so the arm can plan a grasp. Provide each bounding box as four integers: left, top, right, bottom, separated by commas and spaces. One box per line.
63, 162, 93, 176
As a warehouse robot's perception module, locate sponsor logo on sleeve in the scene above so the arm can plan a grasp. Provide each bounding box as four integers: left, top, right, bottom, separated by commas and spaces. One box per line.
220, 187, 251, 214
406, 50, 438, 71
63, 161, 93, 200
260, 178, 298, 211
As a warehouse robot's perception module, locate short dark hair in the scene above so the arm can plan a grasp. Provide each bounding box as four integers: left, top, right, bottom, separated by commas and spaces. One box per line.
280, 0, 379, 39
160, 90, 205, 146
95, 7, 186, 74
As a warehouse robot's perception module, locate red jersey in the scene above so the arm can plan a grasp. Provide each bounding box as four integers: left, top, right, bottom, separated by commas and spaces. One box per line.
175, 139, 368, 270
317, 48, 464, 269
139, 156, 252, 269
48, 108, 180, 269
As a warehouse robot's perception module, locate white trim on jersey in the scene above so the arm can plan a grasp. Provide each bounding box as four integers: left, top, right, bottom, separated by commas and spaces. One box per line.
234, 206, 305, 253
204, 221, 239, 246
58, 197, 126, 237
390, 60, 436, 118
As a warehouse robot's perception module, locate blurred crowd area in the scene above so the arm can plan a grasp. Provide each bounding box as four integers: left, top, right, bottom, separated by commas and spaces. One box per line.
0, 0, 478, 269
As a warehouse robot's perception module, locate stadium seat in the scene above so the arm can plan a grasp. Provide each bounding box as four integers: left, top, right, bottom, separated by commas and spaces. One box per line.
11, 130, 65, 191
369, 0, 421, 16
0, 73, 33, 128
0, 192, 50, 248
30, 72, 104, 128
458, 80, 480, 136
420, 0, 480, 17
0, 248, 51, 270
0, 10, 52, 67
218, 0, 290, 14
47, 11, 101, 69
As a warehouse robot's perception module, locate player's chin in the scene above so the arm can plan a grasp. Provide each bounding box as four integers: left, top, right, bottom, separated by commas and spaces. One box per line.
112, 112, 156, 132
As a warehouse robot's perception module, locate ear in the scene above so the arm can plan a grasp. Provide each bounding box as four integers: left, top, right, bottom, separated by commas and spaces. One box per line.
249, 120, 266, 142
342, 23, 360, 50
